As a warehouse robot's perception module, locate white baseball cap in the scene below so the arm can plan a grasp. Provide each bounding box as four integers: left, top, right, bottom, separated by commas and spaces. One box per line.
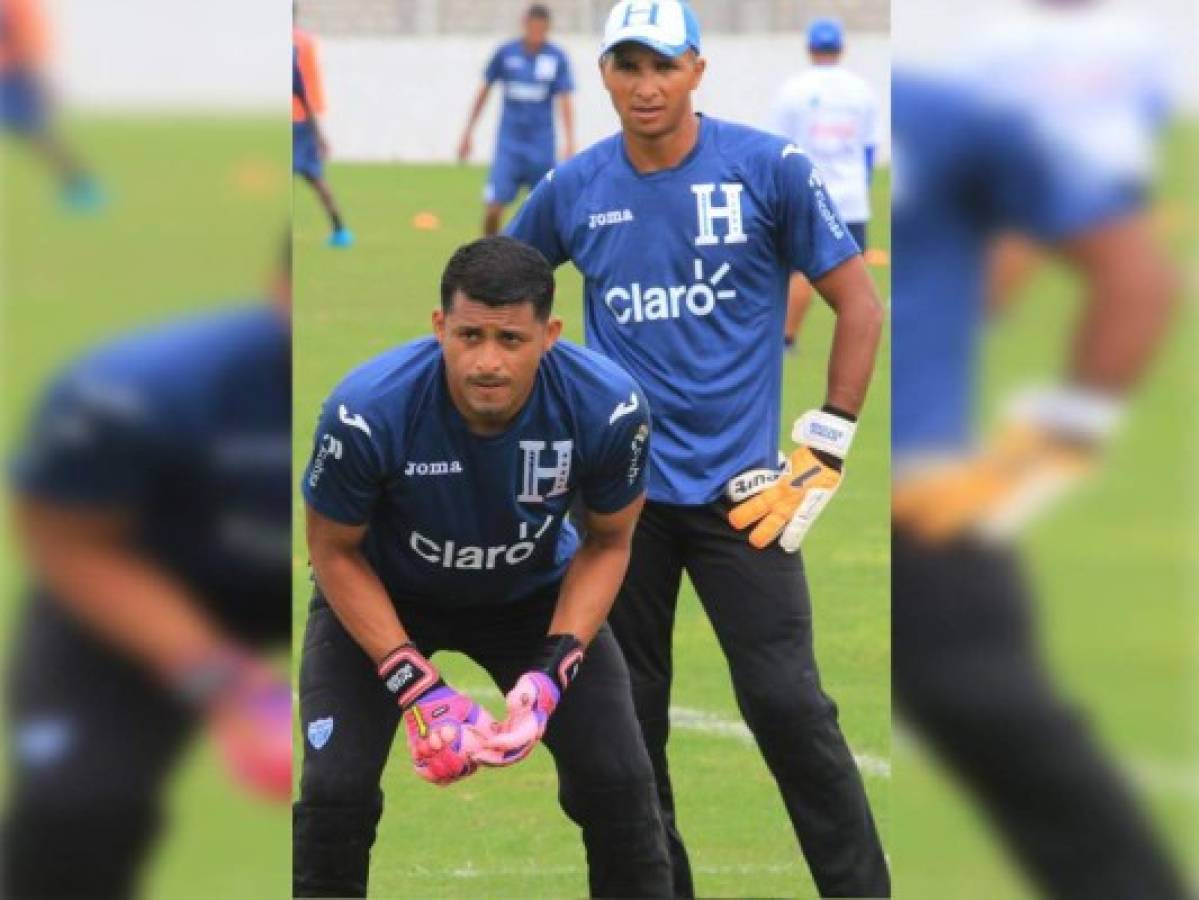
600, 1, 702, 59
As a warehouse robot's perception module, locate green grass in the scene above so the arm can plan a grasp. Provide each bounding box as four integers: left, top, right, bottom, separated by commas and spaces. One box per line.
294, 164, 892, 897
1, 117, 291, 898
890, 122, 1199, 898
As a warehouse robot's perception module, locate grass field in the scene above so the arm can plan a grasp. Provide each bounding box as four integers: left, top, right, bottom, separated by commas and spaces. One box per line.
890, 123, 1199, 897
1, 118, 291, 898
294, 166, 893, 897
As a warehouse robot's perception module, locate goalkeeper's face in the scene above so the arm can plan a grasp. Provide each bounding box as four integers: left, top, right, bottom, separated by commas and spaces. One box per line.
434, 292, 562, 435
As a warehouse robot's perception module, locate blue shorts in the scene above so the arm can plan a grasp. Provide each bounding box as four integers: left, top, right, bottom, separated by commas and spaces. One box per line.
293, 121, 323, 179
2, 71, 47, 134
847, 221, 868, 252
485, 146, 554, 206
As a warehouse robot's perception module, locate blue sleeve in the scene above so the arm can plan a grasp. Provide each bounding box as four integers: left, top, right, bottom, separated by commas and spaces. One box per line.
9, 367, 165, 508
981, 106, 1136, 242
293, 49, 307, 101
484, 47, 504, 84
864, 145, 875, 186
553, 50, 575, 94
579, 386, 651, 514
505, 171, 569, 267
774, 148, 860, 278
301, 391, 387, 526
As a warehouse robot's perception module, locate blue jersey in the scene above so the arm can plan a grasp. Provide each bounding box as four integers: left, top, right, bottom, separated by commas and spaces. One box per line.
507, 115, 859, 504
485, 39, 573, 154
302, 338, 650, 609
10, 306, 292, 643
891, 73, 1139, 459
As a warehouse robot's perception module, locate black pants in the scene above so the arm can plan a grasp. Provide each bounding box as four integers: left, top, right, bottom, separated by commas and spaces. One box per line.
607, 500, 890, 898
892, 529, 1187, 900
1, 600, 198, 899
292, 591, 672, 898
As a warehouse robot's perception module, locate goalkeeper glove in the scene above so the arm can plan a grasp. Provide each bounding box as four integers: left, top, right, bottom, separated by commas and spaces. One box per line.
727, 407, 856, 551
484, 634, 584, 765
891, 385, 1123, 543
176, 650, 292, 803
378, 643, 503, 785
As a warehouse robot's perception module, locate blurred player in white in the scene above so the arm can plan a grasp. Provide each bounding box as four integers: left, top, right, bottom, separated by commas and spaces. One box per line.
962, 0, 1175, 311
770, 17, 879, 349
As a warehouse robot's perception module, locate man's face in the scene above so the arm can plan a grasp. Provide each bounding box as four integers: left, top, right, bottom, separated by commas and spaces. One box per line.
434, 292, 561, 432
600, 43, 705, 140
523, 15, 549, 47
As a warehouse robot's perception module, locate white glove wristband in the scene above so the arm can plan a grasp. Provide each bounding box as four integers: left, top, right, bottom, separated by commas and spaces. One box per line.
792, 409, 857, 460
1004, 385, 1124, 444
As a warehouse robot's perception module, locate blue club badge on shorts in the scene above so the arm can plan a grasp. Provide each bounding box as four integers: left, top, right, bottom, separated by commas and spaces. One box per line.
307, 716, 334, 750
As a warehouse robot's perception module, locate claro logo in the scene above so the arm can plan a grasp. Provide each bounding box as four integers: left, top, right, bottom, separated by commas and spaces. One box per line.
409, 515, 556, 571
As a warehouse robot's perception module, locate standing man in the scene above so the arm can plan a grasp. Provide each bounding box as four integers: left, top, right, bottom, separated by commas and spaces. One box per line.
770, 17, 878, 348
458, 4, 576, 235
1, 0, 103, 209
292, 237, 671, 898
294, 21, 353, 248
507, 3, 889, 896
890, 70, 1187, 900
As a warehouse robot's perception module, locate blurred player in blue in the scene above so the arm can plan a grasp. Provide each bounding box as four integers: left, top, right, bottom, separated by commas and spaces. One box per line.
770, 17, 879, 349
457, 4, 576, 236
2, 258, 293, 897
293, 237, 671, 898
0, 0, 102, 210
890, 69, 1187, 899
294, 23, 353, 248
507, 2, 889, 895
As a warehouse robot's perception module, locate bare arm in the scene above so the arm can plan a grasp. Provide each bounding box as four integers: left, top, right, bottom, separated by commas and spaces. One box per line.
548, 495, 645, 644
458, 82, 493, 162
558, 92, 576, 159
306, 503, 408, 664
14, 499, 229, 678
811, 254, 886, 416
1057, 213, 1178, 391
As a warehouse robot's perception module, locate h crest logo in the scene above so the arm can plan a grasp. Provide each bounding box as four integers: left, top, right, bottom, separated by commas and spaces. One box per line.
517, 440, 573, 503
692, 183, 747, 246
621, 2, 660, 28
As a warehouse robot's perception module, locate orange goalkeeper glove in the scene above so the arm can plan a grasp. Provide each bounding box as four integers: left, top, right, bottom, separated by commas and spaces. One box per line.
727, 408, 856, 551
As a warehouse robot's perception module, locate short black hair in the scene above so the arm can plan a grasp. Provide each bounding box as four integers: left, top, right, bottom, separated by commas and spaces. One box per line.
526, 4, 551, 21
440, 236, 555, 321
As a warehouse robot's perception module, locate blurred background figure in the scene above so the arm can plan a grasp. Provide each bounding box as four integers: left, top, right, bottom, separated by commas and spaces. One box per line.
457, 3, 576, 235
891, 0, 1196, 896
1, 1, 290, 896
294, 9, 353, 248
0, 0, 101, 209
769, 16, 880, 351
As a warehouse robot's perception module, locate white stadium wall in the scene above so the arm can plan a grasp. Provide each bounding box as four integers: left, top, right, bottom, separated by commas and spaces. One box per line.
315, 34, 892, 164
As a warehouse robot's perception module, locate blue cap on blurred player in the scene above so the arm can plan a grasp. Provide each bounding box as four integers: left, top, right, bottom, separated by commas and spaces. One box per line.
807, 17, 844, 52
600, 1, 702, 59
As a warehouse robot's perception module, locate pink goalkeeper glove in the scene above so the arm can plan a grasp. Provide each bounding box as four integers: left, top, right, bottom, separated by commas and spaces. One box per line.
485, 634, 584, 765
378, 643, 504, 786
176, 651, 293, 803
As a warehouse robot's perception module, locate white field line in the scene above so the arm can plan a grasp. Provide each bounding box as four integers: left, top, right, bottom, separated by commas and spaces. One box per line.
429, 862, 803, 879
669, 706, 892, 780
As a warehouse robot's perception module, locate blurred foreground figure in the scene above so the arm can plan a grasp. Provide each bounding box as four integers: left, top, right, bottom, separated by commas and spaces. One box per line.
2, 283, 292, 898
890, 64, 1186, 899
0, 0, 101, 209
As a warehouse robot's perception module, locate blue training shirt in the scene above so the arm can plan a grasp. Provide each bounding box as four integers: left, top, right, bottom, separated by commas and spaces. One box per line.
891, 72, 1141, 460
507, 114, 859, 505
485, 39, 574, 156
9, 305, 292, 643
302, 337, 650, 608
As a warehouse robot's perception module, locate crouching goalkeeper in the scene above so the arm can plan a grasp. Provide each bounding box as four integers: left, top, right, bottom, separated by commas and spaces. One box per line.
292, 237, 672, 898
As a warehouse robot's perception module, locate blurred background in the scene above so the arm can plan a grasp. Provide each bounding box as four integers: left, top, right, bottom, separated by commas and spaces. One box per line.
891, 0, 1198, 897
2, 0, 290, 896
292, 0, 891, 896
